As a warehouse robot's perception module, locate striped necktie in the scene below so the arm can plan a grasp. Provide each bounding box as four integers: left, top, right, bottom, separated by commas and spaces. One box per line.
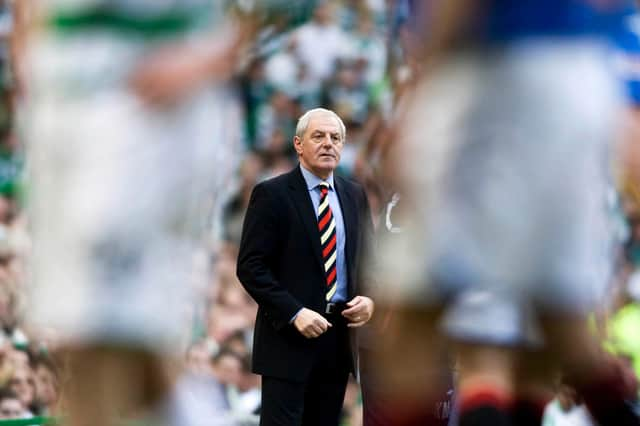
317, 182, 338, 301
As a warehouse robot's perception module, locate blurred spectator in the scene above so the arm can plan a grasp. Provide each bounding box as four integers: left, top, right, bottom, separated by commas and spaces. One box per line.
7, 347, 28, 371
264, 39, 321, 111
235, 354, 261, 413
324, 61, 372, 128
222, 330, 250, 358
255, 91, 297, 151
0, 387, 24, 420
8, 364, 34, 416
0, 135, 23, 201
542, 383, 595, 426
292, 2, 353, 84
0, 281, 16, 334
212, 348, 243, 389
186, 341, 215, 377
0, 339, 11, 388
336, 0, 386, 33
207, 304, 252, 357
347, 12, 387, 86
30, 354, 59, 415
264, 39, 300, 96
171, 352, 233, 426
228, 354, 261, 425
241, 58, 271, 148
341, 379, 363, 426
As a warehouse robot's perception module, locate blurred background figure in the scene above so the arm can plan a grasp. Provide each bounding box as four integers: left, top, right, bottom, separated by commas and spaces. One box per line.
541, 382, 595, 426
373, 0, 640, 425
0, 387, 25, 420
30, 353, 59, 416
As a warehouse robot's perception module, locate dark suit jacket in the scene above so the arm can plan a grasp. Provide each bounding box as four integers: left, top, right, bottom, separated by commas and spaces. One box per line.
236, 165, 373, 382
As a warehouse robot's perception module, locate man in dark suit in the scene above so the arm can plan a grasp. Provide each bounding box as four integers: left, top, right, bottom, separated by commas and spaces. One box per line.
237, 108, 375, 426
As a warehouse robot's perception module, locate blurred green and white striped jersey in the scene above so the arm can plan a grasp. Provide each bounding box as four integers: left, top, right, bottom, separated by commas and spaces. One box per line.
45, 0, 311, 33
48, 0, 214, 18
44, 0, 225, 34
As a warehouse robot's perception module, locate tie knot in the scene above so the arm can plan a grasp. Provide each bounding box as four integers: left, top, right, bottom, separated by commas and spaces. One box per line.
318, 182, 330, 194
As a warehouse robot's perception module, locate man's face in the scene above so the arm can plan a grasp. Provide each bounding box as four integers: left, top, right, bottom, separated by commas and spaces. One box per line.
0, 397, 23, 419
34, 366, 57, 406
9, 367, 34, 406
313, 3, 333, 25
186, 344, 213, 376
213, 355, 242, 387
7, 350, 28, 370
294, 112, 344, 179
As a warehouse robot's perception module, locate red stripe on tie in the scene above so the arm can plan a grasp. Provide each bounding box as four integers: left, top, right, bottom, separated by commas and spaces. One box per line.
318, 209, 332, 230
326, 267, 337, 286
323, 234, 337, 257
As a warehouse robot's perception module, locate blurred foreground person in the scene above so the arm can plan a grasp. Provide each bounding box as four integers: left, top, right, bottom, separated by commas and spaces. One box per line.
374, 1, 640, 425
21, 1, 266, 425
359, 191, 454, 426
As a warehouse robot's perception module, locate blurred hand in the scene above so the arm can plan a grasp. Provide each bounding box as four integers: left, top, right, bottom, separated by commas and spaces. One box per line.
129, 43, 234, 105
293, 308, 332, 338
610, 354, 639, 400
128, 22, 253, 106
342, 296, 374, 328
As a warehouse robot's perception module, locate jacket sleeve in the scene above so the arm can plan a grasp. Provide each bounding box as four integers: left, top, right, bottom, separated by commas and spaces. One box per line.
356, 184, 377, 296
236, 183, 303, 330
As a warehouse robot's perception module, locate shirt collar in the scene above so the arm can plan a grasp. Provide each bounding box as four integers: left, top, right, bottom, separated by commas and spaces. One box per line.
300, 164, 334, 192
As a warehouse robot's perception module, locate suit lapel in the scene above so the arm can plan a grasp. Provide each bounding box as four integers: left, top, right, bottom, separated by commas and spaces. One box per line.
287, 167, 325, 275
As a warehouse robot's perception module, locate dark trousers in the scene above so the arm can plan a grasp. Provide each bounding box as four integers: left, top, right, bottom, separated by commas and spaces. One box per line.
260, 316, 351, 426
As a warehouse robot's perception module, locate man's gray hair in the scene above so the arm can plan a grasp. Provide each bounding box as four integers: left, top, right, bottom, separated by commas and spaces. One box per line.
295, 108, 346, 141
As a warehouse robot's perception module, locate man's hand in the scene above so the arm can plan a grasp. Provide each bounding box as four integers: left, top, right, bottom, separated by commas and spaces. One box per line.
293, 308, 332, 338
342, 296, 374, 328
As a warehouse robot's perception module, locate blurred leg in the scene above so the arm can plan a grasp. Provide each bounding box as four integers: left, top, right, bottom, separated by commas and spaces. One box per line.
455, 343, 514, 426
540, 314, 640, 425
368, 305, 451, 426
512, 347, 557, 426
62, 346, 172, 426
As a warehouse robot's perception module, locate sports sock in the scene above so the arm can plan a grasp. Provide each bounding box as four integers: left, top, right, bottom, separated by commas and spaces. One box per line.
510, 396, 548, 426
458, 385, 512, 426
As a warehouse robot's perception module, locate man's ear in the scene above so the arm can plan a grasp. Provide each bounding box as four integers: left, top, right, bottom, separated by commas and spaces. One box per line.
293, 136, 303, 155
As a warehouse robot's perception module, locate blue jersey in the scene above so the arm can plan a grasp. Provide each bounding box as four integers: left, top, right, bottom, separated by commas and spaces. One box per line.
405, 0, 633, 43
484, 0, 633, 41
613, 10, 640, 106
